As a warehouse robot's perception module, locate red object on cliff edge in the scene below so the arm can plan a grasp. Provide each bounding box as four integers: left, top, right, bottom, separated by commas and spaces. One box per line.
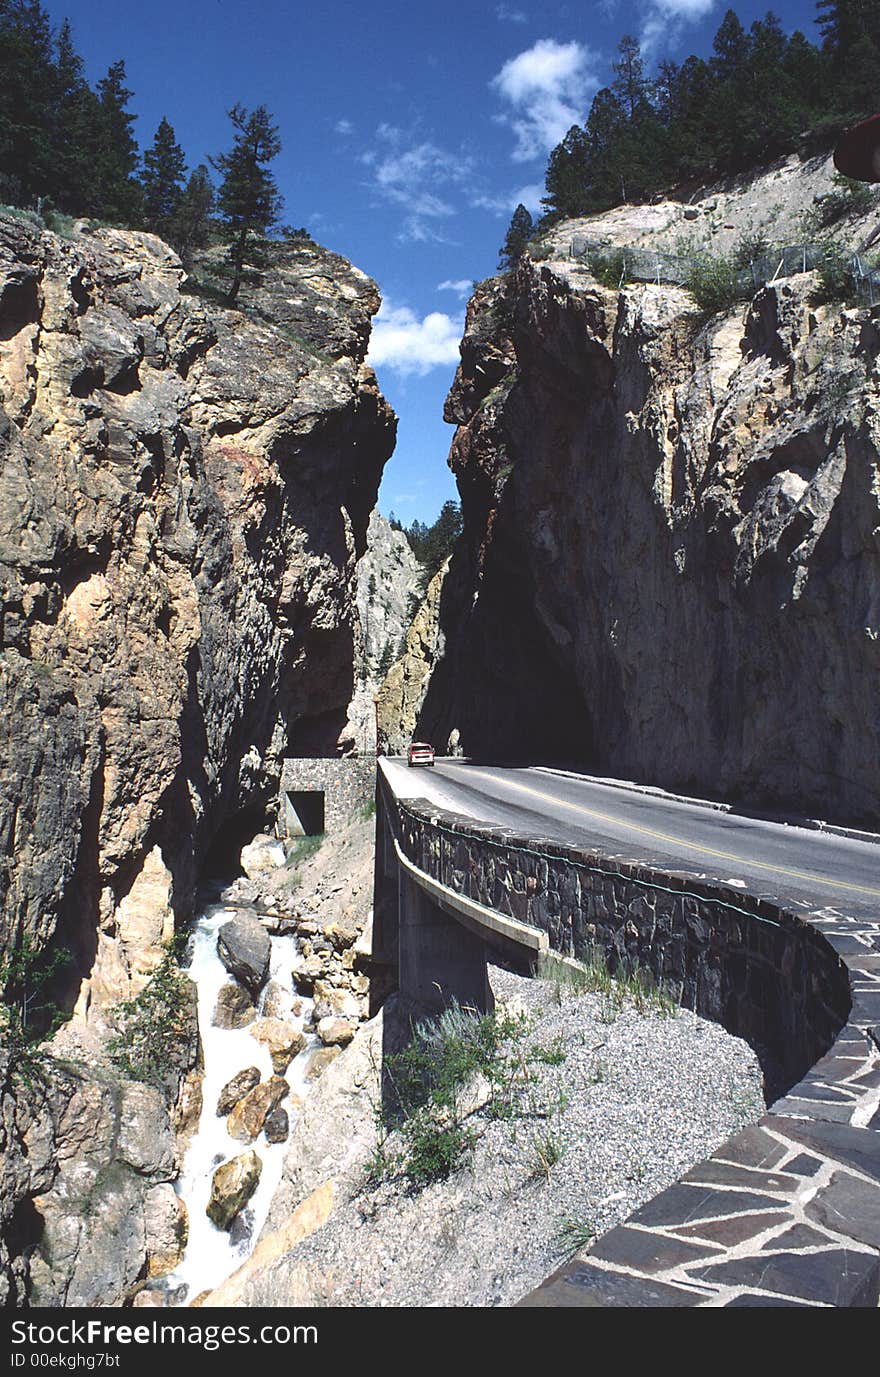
834, 113, 880, 182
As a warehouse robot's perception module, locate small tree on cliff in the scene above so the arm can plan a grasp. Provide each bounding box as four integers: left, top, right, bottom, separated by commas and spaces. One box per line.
211, 103, 283, 303
171, 164, 215, 265
141, 116, 186, 239
498, 203, 534, 270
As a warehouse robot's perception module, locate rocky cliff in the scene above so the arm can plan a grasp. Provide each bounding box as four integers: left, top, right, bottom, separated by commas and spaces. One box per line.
346, 510, 421, 753
417, 154, 880, 827
0, 213, 395, 1302
378, 559, 448, 755
0, 214, 395, 1009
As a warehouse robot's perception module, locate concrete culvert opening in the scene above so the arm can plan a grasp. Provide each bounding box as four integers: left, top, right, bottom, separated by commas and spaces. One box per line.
284, 789, 325, 838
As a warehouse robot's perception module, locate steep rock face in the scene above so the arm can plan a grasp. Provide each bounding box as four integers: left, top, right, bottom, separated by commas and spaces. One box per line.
419, 254, 880, 826
378, 560, 448, 755
0, 1036, 193, 1307
346, 511, 421, 753
0, 214, 395, 1011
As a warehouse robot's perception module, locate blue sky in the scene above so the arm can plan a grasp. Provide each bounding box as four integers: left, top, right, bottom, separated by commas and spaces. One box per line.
49, 1, 822, 522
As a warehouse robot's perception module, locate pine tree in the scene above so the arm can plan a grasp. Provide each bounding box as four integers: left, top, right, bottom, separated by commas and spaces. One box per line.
141, 117, 186, 239
211, 103, 283, 303
498, 203, 533, 269
49, 19, 98, 214
542, 125, 592, 218
612, 35, 648, 120
93, 60, 141, 222
171, 164, 214, 264
817, 0, 880, 119
0, 0, 56, 205
419, 501, 463, 575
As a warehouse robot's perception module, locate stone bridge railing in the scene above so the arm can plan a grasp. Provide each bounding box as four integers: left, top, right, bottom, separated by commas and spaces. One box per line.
379, 784, 880, 1307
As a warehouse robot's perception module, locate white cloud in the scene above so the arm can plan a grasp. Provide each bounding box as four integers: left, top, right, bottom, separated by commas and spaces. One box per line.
650, 0, 716, 16
496, 3, 528, 21
491, 38, 599, 161
363, 126, 475, 242
513, 182, 544, 213
438, 279, 473, 299
471, 181, 545, 216
367, 301, 463, 378
641, 0, 718, 55
334, 118, 354, 135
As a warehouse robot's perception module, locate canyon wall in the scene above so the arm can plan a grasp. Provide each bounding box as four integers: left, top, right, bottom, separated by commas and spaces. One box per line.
0, 215, 394, 1304
0, 214, 395, 1011
418, 161, 880, 827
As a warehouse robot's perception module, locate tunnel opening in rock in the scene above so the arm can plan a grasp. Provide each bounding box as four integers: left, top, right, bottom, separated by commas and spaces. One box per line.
283, 790, 325, 838
201, 804, 274, 880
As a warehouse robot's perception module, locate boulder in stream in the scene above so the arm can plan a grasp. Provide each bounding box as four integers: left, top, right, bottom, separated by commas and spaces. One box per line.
212, 980, 256, 1029
227, 1076, 289, 1143
217, 1067, 261, 1117
206, 1151, 262, 1231
217, 916, 271, 997
240, 834, 286, 880
250, 1017, 306, 1073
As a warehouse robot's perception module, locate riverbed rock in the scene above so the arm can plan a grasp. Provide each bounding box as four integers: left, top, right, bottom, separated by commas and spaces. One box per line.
264, 1107, 290, 1144
218, 916, 271, 997
240, 834, 287, 880
227, 1076, 289, 1143
291, 953, 329, 993
250, 1018, 307, 1074
133, 1288, 168, 1307
317, 1017, 356, 1048
217, 1067, 261, 1117
213, 980, 256, 1029
313, 982, 360, 1022
206, 1152, 263, 1231
302, 1046, 342, 1082
144, 1184, 189, 1277
262, 981, 299, 1022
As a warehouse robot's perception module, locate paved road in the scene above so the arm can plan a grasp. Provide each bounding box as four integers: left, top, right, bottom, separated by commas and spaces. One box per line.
383, 759, 880, 923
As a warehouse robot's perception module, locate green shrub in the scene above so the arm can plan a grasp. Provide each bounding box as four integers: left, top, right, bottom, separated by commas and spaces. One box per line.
731, 231, 771, 269
812, 245, 857, 304
588, 249, 629, 289
0, 935, 71, 1085
107, 952, 192, 1088
683, 254, 742, 314
377, 1001, 531, 1188
804, 175, 877, 232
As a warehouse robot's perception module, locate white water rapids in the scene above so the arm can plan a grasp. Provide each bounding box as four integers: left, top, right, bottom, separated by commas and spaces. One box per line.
162, 903, 318, 1303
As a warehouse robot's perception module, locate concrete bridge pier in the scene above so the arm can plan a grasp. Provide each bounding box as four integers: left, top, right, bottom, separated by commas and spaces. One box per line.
398, 869, 494, 1018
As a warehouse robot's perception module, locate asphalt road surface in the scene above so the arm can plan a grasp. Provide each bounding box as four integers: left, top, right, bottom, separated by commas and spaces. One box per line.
382, 759, 880, 924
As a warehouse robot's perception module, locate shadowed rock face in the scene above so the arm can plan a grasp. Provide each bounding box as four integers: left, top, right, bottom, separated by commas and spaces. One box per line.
0, 217, 394, 1305
418, 259, 880, 827
0, 215, 396, 1009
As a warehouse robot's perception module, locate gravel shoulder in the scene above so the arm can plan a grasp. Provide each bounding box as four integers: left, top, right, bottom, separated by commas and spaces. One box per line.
248, 963, 765, 1308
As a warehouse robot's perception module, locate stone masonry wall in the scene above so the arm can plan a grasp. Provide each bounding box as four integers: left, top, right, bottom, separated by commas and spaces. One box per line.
395, 800, 851, 1094
280, 758, 376, 836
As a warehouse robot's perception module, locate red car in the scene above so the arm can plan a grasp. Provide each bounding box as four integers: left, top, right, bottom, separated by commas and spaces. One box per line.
407, 741, 435, 767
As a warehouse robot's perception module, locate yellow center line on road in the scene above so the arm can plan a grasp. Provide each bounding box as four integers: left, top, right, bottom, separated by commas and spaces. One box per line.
454, 766, 880, 901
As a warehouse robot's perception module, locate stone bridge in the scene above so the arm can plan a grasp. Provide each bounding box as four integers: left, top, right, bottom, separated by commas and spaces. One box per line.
372, 759, 880, 1308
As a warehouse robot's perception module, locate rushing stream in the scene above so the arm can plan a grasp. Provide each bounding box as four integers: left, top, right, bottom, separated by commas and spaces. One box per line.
162, 901, 318, 1303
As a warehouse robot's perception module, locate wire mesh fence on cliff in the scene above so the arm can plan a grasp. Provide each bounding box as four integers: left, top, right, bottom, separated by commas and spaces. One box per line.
569, 235, 880, 305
